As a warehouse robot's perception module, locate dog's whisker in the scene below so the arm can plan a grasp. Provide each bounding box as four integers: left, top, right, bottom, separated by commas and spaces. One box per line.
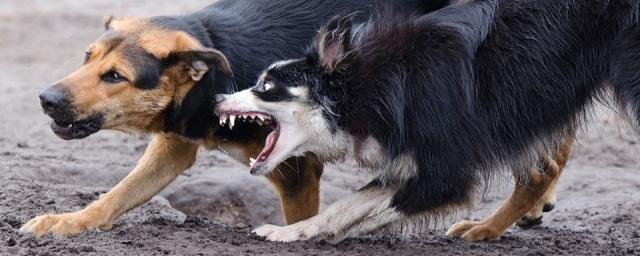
295, 157, 301, 182
275, 167, 286, 180
281, 160, 296, 174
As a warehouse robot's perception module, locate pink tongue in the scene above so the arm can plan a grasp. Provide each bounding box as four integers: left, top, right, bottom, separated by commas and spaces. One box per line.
257, 131, 277, 162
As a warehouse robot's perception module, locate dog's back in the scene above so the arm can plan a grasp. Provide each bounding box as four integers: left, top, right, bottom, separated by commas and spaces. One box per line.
152, 0, 449, 139
328, 0, 640, 212
214, 0, 640, 242
184, 0, 449, 89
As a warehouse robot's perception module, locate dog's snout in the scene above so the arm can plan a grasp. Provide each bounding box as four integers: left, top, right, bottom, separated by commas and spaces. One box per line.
39, 86, 72, 118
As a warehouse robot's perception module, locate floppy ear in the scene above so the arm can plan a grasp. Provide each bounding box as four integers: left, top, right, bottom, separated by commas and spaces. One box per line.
169, 49, 234, 82
316, 15, 356, 73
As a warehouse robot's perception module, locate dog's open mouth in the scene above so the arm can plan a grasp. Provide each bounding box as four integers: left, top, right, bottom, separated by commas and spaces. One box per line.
218, 111, 280, 174
50, 115, 103, 140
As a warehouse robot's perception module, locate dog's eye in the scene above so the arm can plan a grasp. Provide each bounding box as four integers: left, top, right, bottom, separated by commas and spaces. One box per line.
252, 81, 276, 93
101, 71, 127, 84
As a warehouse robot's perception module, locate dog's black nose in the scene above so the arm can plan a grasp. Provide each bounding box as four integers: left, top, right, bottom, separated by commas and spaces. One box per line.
39, 86, 70, 117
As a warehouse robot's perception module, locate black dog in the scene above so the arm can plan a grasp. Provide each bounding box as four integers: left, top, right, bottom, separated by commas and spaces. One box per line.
216, 0, 639, 242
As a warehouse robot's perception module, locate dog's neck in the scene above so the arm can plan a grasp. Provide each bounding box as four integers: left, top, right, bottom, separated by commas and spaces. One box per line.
191, 7, 289, 91
159, 7, 302, 141
308, 124, 385, 170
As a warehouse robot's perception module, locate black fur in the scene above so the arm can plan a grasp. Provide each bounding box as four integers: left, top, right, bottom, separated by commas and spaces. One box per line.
264, 0, 640, 215
124, 45, 162, 90
148, 0, 450, 139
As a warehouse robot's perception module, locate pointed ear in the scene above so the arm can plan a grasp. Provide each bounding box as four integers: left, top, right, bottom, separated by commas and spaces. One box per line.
169, 49, 234, 82
103, 15, 114, 31
316, 14, 356, 73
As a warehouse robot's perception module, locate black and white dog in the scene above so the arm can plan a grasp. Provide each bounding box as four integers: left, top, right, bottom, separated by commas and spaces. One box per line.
216, 0, 640, 242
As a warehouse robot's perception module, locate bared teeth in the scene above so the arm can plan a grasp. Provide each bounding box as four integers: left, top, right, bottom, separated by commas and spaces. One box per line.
220, 112, 273, 129
229, 115, 236, 129
249, 157, 256, 167
220, 114, 228, 126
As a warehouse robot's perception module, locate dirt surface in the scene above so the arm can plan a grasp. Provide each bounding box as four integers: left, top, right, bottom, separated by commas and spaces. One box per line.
0, 1, 639, 255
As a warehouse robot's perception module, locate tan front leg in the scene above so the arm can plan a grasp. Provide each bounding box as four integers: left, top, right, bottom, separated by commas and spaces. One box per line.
266, 154, 323, 224
223, 139, 324, 225
20, 134, 198, 237
447, 134, 574, 241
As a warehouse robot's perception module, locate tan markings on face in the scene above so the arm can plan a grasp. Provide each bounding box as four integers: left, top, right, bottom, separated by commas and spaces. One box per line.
59, 45, 168, 131
134, 28, 224, 104
138, 30, 203, 59
160, 63, 199, 107
55, 23, 205, 134
109, 17, 148, 34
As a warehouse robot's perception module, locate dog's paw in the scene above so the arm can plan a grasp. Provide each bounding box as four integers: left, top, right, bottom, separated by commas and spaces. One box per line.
20, 211, 112, 237
517, 201, 546, 228
446, 220, 502, 241
516, 215, 543, 228
253, 222, 319, 243
517, 186, 557, 228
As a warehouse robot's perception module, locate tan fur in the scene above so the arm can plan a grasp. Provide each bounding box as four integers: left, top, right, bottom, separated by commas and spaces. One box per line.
447, 134, 574, 241
137, 29, 233, 75
21, 20, 322, 237
108, 17, 147, 33
266, 155, 323, 224
21, 134, 198, 236
138, 30, 202, 59
219, 141, 322, 224
519, 135, 573, 224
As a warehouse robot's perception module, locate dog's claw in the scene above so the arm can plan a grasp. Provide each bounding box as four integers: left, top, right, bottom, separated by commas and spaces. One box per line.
516, 216, 543, 228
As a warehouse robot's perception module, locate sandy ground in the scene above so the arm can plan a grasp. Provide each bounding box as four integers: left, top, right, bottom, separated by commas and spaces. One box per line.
0, 1, 639, 255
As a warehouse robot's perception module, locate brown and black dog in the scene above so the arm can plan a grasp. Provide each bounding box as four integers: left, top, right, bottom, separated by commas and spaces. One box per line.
20, 0, 450, 237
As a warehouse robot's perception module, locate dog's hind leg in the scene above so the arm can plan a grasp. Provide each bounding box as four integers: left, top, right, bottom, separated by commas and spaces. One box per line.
265, 154, 323, 224
20, 134, 198, 237
253, 182, 402, 243
516, 133, 573, 227
447, 133, 574, 241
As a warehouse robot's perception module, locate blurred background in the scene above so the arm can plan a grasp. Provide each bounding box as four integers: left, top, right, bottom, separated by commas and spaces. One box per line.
0, 1, 639, 254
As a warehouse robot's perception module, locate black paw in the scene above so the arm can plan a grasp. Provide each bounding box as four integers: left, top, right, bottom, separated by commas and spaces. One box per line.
516, 216, 543, 228
542, 203, 555, 212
